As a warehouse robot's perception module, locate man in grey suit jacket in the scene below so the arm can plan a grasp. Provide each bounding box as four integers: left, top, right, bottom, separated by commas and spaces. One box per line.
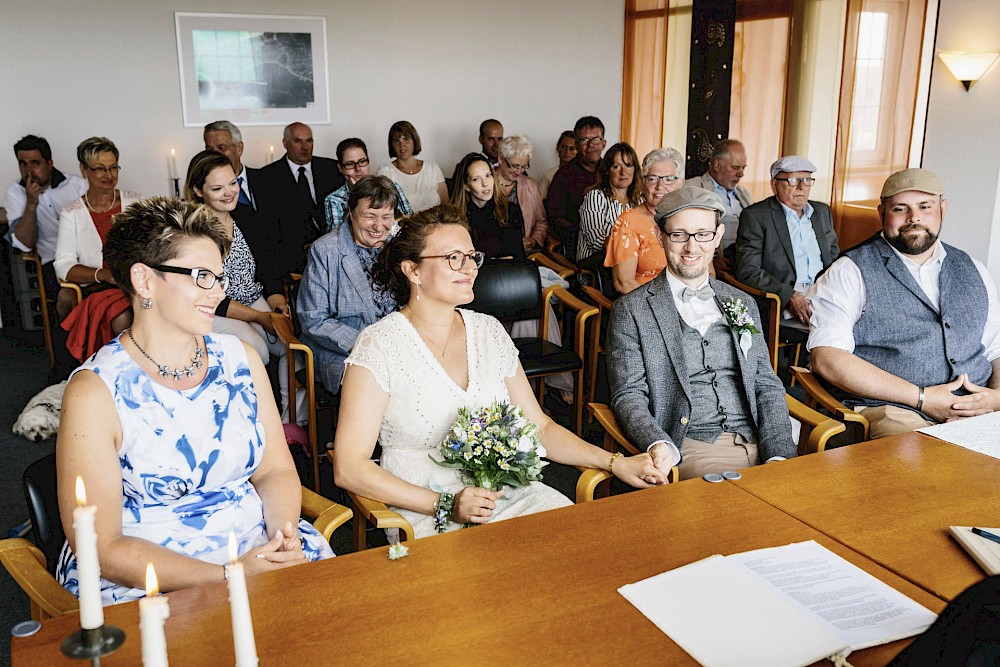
734, 156, 839, 326
690, 138, 753, 255
608, 187, 795, 480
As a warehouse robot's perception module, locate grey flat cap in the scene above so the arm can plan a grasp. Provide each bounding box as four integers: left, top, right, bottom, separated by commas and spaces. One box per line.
880, 168, 945, 198
770, 156, 817, 178
654, 186, 726, 223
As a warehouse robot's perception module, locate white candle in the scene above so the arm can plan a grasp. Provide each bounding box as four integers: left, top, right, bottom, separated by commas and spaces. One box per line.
227, 532, 257, 667
268, 145, 274, 163
139, 563, 170, 667
169, 149, 177, 179
73, 476, 104, 630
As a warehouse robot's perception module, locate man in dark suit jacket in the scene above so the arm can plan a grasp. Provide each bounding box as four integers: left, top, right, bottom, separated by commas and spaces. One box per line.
255, 122, 345, 274
734, 155, 839, 326
608, 187, 795, 481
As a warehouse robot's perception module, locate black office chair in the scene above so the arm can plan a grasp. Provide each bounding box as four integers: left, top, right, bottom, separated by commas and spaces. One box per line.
23, 452, 64, 575
467, 259, 599, 433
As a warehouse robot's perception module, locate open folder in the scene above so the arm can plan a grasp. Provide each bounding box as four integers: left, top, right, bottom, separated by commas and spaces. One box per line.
618, 540, 937, 667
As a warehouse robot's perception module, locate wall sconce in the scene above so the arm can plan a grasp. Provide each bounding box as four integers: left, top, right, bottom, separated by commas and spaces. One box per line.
938, 52, 999, 91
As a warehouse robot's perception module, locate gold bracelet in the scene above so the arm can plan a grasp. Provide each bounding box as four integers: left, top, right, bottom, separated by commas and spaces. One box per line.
608, 451, 623, 473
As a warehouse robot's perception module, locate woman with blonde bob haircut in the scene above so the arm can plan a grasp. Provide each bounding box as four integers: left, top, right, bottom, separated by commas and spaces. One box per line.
333, 204, 668, 539
56, 197, 332, 606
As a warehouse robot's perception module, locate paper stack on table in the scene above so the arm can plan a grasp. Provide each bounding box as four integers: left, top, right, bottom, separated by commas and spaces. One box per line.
917, 411, 1000, 459
950, 526, 1000, 575
619, 540, 937, 667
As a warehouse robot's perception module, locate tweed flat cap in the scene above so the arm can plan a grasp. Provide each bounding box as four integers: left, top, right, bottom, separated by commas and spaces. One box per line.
769, 156, 817, 178
654, 186, 726, 223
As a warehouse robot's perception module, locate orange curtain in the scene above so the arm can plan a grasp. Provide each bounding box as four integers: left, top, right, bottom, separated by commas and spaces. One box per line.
622, 0, 670, 151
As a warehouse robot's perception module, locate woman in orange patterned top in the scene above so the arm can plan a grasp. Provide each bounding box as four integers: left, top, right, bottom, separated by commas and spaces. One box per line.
604, 148, 685, 295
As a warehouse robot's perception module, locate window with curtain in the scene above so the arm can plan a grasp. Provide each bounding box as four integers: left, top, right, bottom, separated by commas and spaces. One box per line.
833, 0, 929, 249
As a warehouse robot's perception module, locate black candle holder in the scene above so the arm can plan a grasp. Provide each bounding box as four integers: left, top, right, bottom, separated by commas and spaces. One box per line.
172, 177, 180, 197
61, 624, 126, 660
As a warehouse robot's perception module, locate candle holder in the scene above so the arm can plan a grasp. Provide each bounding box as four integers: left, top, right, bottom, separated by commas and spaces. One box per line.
172, 178, 180, 197
61, 624, 126, 660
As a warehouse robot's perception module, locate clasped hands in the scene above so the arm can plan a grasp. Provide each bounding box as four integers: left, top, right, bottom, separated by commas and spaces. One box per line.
240, 521, 307, 575
920, 374, 1000, 423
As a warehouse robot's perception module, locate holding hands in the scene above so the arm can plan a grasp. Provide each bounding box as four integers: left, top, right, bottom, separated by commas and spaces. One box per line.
613, 451, 671, 488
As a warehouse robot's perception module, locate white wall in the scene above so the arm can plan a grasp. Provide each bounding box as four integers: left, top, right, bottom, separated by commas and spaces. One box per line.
922, 0, 1000, 284
0, 0, 623, 197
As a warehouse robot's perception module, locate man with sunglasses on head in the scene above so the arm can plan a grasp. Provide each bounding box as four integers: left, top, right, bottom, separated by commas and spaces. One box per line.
734, 156, 839, 329
323, 138, 412, 233
607, 187, 795, 481
808, 168, 1000, 438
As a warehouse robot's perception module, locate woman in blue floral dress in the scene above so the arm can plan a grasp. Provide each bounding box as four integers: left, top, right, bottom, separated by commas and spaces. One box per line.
56, 197, 332, 605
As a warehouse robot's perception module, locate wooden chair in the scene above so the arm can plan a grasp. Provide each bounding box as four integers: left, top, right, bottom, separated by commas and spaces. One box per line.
586, 401, 680, 479
784, 393, 848, 455
580, 286, 614, 422
0, 453, 350, 621
527, 252, 574, 281
58, 281, 83, 310
467, 259, 598, 434
271, 313, 326, 491
790, 365, 870, 442
717, 270, 803, 381
339, 447, 621, 551
21, 252, 55, 367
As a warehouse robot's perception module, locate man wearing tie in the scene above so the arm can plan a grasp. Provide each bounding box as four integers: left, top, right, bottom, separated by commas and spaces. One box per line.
256, 122, 345, 274
607, 187, 795, 480
203, 120, 260, 209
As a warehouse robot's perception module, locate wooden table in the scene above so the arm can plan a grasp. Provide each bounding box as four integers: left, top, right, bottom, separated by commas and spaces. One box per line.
731, 432, 1000, 601
11, 480, 944, 666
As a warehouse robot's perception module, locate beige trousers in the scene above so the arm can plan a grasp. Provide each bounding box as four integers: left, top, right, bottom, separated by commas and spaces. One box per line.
677, 432, 760, 480
856, 405, 934, 440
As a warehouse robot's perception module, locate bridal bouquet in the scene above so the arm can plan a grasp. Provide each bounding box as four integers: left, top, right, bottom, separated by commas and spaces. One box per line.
430, 401, 547, 492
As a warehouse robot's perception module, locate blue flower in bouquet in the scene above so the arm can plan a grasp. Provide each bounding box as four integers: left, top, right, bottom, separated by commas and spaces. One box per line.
430, 401, 548, 495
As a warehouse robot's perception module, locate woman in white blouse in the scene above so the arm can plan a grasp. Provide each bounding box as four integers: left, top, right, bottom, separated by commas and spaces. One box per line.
575, 142, 643, 262
376, 121, 448, 212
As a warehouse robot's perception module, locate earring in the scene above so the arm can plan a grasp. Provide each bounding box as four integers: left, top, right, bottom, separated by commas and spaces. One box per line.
416, 293, 421, 301
139, 297, 153, 310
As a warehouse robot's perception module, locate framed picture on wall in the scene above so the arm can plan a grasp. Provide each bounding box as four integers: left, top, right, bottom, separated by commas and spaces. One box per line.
175, 12, 330, 127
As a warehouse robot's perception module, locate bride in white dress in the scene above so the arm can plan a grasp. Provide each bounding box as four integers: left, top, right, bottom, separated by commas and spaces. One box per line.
333, 204, 668, 538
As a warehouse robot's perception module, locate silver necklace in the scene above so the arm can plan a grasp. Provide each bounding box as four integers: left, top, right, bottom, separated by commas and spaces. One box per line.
85, 189, 118, 213
127, 329, 204, 380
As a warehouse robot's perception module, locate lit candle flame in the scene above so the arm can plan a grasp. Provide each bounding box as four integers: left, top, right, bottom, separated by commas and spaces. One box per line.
228, 531, 238, 564
171, 148, 176, 157
269, 145, 274, 152
146, 562, 160, 596
75, 476, 87, 506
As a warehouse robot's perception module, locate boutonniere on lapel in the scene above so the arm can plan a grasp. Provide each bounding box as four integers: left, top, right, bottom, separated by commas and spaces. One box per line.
721, 297, 760, 359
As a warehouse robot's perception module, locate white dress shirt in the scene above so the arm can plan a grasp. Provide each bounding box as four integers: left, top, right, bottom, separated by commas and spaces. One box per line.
286, 158, 315, 202
807, 236, 1000, 361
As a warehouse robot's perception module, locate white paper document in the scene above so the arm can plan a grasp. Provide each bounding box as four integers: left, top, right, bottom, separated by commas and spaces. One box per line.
917, 411, 1000, 459
618, 541, 937, 667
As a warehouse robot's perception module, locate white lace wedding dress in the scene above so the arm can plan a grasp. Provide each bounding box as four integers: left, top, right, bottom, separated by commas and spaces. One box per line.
346, 309, 572, 538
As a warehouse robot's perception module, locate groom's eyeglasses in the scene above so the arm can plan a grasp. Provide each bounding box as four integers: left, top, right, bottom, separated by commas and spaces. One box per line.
419, 250, 486, 271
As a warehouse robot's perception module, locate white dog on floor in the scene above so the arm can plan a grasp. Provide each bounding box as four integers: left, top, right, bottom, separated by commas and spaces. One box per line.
13, 381, 67, 443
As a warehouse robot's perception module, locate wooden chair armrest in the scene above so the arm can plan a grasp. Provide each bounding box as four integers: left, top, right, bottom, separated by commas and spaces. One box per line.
789, 366, 871, 440
587, 402, 641, 455
346, 491, 415, 542
300, 487, 353, 543
575, 467, 612, 503
835, 408, 871, 441
0, 538, 78, 620
58, 281, 84, 308
546, 248, 577, 272
785, 394, 847, 455
544, 234, 561, 255
528, 252, 574, 280
581, 285, 614, 311
542, 285, 598, 318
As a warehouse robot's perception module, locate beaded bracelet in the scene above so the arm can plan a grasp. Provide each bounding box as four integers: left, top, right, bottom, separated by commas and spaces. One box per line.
433, 491, 455, 533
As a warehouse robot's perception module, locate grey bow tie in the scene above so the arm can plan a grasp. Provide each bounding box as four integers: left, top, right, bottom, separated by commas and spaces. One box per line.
680, 284, 715, 303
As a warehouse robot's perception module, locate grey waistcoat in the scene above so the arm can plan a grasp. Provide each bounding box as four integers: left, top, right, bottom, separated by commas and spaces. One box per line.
679, 320, 755, 443
843, 236, 990, 409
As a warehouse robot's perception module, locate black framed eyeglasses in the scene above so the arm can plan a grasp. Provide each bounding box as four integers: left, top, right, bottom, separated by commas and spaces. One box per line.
341, 158, 370, 170
644, 174, 681, 185
151, 265, 229, 290
418, 250, 486, 271
774, 177, 815, 187
664, 230, 719, 243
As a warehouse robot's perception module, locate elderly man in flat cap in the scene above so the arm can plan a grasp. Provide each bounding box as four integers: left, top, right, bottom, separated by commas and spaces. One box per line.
809, 168, 1000, 438
607, 186, 796, 481
733, 156, 839, 328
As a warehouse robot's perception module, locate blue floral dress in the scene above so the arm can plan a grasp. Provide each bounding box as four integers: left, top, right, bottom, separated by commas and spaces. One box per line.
56, 333, 333, 605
